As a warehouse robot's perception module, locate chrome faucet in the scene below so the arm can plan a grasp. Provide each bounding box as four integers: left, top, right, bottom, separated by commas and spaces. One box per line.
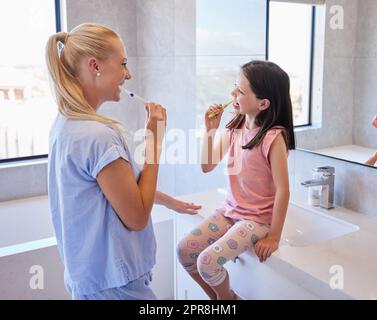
301, 166, 335, 209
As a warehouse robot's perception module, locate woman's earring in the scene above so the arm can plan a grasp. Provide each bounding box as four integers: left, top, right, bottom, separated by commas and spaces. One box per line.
96, 72, 101, 77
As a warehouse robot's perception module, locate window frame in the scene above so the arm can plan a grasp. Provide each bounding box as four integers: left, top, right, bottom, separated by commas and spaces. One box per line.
266, 0, 316, 128
0, 0, 61, 164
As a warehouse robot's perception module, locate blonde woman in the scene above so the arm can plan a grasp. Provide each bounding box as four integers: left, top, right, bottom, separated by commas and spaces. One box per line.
46, 23, 200, 300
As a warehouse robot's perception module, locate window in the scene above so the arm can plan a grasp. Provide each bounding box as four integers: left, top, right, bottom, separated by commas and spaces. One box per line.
196, 0, 267, 129
268, 1, 315, 127
0, 0, 60, 162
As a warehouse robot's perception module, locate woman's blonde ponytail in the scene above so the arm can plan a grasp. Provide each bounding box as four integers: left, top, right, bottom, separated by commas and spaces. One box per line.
45, 23, 121, 126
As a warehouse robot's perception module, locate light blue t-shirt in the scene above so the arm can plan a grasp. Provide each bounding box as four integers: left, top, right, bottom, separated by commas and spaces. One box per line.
48, 114, 156, 296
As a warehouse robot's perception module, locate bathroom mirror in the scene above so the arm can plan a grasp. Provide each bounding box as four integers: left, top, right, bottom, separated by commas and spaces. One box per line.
197, 0, 376, 168
277, 0, 377, 168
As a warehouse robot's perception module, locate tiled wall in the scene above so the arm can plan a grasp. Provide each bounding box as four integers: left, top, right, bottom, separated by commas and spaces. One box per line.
353, 0, 377, 149
296, 0, 359, 150
296, 0, 377, 151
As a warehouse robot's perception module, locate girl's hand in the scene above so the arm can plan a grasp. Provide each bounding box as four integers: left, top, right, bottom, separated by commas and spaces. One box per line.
254, 236, 279, 263
205, 104, 224, 131
365, 151, 377, 166
167, 199, 202, 215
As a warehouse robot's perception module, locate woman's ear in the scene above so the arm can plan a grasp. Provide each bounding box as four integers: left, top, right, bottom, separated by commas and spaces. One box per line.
87, 58, 99, 76
259, 99, 270, 111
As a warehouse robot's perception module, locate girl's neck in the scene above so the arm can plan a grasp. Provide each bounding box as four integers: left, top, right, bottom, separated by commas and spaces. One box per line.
245, 114, 258, 130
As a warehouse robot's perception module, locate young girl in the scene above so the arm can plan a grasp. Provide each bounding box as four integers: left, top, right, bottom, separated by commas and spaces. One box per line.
177, 60, 295, 300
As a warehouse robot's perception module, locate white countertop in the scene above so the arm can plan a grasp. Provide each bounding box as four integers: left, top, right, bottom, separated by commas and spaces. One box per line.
0, 195, 172, 258
175, 189, 377, 300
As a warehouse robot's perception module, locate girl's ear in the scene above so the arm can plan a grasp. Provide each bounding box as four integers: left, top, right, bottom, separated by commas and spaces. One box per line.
259, 99, 270, 111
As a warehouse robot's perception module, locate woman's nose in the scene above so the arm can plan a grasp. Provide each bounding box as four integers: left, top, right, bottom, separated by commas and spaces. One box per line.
125, 72, 131, 80
231, 88, 237, 97
124, 68, 132, 80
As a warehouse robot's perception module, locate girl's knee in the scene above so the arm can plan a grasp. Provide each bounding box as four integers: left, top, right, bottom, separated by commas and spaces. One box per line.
176, 239, 187, 264
197, 250, 217, 277
176, 236, 202, 267
197, 251, 209, 278
197, 250, 227, 286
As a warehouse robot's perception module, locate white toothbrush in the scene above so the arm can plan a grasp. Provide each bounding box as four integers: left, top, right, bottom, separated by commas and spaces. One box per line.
122, 87, 148, 104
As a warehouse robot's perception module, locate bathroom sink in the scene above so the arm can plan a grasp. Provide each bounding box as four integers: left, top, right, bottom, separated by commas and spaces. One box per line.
281, 203, 359, 247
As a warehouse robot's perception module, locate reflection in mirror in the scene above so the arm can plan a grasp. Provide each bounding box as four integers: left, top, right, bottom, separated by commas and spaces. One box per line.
195, 1, 377, 167
314, 142, 377, 167
268, 0, 376, 168
268, 1, 314, 127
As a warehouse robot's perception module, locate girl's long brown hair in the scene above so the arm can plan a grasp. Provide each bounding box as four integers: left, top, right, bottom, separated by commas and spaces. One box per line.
226, 60, 295, 150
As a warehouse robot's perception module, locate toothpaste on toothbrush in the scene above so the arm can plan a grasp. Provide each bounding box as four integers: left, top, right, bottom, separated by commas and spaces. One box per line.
122, 87, 148, 104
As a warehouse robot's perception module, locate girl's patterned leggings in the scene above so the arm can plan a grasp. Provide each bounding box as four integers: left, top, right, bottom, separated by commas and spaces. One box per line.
177, 210, 270, 287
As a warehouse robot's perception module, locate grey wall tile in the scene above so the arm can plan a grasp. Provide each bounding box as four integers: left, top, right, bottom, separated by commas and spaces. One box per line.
174, 0, 196, 56
136, 0, 175, 57
324, 0, 358, 59
321, 57, 354, 142
66, 0, 137, 57
137, 57, 176, 108
355, 0, 377, 58
296, 57, 354, 150
353, 58, 377, 148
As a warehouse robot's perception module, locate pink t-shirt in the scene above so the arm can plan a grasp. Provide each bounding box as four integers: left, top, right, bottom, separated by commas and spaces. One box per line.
222, 123, 287, 225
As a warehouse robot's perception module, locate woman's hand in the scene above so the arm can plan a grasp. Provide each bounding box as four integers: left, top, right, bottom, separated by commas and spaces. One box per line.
145, 102, 166, 163
166, 199, 202, 215
145, 102, 167, 135
254, 236, 279, 263
205, 104, 224, 131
